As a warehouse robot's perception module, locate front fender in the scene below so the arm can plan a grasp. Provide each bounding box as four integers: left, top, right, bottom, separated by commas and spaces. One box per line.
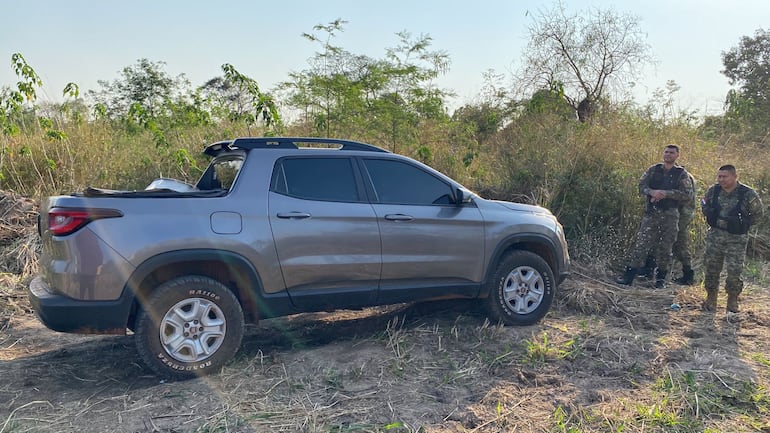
482, 233, 568, 297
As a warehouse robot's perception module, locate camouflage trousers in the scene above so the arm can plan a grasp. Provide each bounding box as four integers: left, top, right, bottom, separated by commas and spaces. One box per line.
672, 209, 693, 268
626, 208, 679, 273
703, 228, 748, 294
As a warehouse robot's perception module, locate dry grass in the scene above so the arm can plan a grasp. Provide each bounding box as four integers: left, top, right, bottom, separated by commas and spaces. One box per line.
1, 184, 769, 432
0, 191, 38, 327
2, 270, 769, 432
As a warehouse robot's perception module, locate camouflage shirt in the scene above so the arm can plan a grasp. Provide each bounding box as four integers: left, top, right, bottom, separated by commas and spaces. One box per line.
679, 172, 697, 214
702, 182, 764, 231
638, 163, 693, 211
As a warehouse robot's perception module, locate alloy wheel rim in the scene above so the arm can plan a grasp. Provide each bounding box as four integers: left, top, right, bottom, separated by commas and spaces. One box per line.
159, 297, 226, 363
502, 266, 544, 314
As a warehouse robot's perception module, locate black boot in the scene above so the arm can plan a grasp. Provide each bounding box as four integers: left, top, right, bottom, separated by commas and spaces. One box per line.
616, 267, 636, 285
638, 256, 656, 279
673, 267, 694, 285
655, 269, 667, 289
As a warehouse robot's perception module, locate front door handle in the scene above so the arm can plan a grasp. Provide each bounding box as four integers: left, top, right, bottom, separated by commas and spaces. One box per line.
384, 214, 414, 221
277, 212, 312, 219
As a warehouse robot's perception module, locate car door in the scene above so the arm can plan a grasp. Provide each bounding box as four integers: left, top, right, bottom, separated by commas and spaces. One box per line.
268, 156, 381, 309
361, 158, 485, 302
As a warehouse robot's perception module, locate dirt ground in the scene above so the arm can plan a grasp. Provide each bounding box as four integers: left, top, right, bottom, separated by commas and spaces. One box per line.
1, 190, 769, 432
2, 273, 770, 433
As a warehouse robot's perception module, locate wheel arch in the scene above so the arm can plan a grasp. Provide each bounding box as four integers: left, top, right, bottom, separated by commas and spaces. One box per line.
125, 249, 265, 329
482, 234, 560, 297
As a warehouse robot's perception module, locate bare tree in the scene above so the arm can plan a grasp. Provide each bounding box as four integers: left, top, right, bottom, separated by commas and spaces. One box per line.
517, 2, 652, 121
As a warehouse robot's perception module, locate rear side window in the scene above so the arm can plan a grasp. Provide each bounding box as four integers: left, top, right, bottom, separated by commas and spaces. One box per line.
271, 157, 359, 202
212, 158, 241, 190
363, 159, 453, 205
197, 155, 242, 191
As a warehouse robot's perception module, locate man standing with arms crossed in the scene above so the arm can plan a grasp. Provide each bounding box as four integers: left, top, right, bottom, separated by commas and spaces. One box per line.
700, 165, 764, 312
639, 169, 697, 284
616, 144, 693, 288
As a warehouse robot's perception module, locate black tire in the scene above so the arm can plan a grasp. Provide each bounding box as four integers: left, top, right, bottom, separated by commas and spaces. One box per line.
135, 276, 244, 380
484, 250, 555, 326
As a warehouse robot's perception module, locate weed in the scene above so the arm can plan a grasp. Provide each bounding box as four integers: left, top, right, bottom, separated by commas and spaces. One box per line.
522, 332, 583, 365
523, 332, 555, 365
324, 367, 344, 390
326, 421, 416, 432
634, 398, 684, 427
385, 315, 411, 373
750, 352, 770, 369
743, 258, 769, 286
553, 405, 581, 433
559, 336, 584, 361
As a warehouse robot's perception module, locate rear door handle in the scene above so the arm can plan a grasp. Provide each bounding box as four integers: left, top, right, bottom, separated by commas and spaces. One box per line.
384, 214, 414, 221
277, 212, 312, 219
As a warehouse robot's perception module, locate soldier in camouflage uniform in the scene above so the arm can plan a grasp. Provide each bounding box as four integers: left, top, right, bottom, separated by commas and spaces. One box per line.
616, 145, 693, 288
701, 165, 764, 312
639, 170, 697, 284
672, 171, 697, 284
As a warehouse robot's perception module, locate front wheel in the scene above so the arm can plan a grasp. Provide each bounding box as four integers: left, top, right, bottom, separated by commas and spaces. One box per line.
135, 276, 244, 380
484, 251, 555, 326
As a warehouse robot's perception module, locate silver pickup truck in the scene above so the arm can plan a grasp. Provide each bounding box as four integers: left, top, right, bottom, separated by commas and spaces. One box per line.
28, 137, 570, 380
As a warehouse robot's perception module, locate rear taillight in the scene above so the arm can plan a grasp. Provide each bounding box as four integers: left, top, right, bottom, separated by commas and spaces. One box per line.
48, 208, 123, 236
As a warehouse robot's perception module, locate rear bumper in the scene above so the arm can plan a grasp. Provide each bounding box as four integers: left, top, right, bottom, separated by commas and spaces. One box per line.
28, 276, 132, 334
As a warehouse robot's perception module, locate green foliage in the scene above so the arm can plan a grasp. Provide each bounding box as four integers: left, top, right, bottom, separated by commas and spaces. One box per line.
85, 58, 224, 147
1, 53, 43, 136
550, 152, 632, 237
221, 63, 281, 134
63, 82, 79, 99
523, 82, 575, 119
3, 20, 770, 268
89, 58, 177, 119
522, 332, 580, 365
281, 20, 451, 152
721, 28, 770, 144
553, 405, 582, 433
10, 53, 42, 102
621, 369, 770, 431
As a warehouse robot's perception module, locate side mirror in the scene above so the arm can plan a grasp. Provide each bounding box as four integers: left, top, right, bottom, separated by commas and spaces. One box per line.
454, 187, 472, 206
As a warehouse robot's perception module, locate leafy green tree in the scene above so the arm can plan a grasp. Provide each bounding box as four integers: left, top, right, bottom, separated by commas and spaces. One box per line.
199, 76, 253, 122
517, 2, 652, 122
282, 18, 363, 137
88, 59, 219, 145
88, 58, 180, 121
370, 30, 452, 151
281, 19, 452, 152
1, 53, 43, 136
721, 28, 770, 143
220, 63, 281, 134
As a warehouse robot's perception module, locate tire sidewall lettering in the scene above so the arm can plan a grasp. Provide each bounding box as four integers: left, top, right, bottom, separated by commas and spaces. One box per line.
135, 276, 245, 380
156, 352, 213, 371
487, 252, 555, 325
187, 289, 221, 301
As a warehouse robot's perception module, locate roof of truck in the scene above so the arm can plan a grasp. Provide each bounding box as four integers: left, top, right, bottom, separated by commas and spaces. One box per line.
203, 137, 389, 156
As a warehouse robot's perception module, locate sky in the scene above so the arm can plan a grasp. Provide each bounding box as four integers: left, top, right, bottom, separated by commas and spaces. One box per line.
1, 0, 769, 116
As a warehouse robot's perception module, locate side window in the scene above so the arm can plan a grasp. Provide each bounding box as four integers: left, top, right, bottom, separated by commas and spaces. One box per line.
363, 159, 453, 205
271, 157, 359, 202
212, 158, 242, 190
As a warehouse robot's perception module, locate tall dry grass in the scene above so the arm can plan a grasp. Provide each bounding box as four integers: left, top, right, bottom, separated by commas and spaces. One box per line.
2, 109, 769, 268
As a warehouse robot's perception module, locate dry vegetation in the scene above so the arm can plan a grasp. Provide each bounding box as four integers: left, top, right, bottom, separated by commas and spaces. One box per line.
1, 191, 770, 433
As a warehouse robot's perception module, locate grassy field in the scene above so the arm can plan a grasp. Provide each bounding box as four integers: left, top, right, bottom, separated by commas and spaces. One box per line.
2, 270, 770, 432
1, 191, 770, 432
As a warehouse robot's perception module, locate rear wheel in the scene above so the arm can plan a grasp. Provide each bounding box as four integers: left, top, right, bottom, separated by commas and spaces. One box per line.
485, 251, 555, 326
135, 276, 244, 380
